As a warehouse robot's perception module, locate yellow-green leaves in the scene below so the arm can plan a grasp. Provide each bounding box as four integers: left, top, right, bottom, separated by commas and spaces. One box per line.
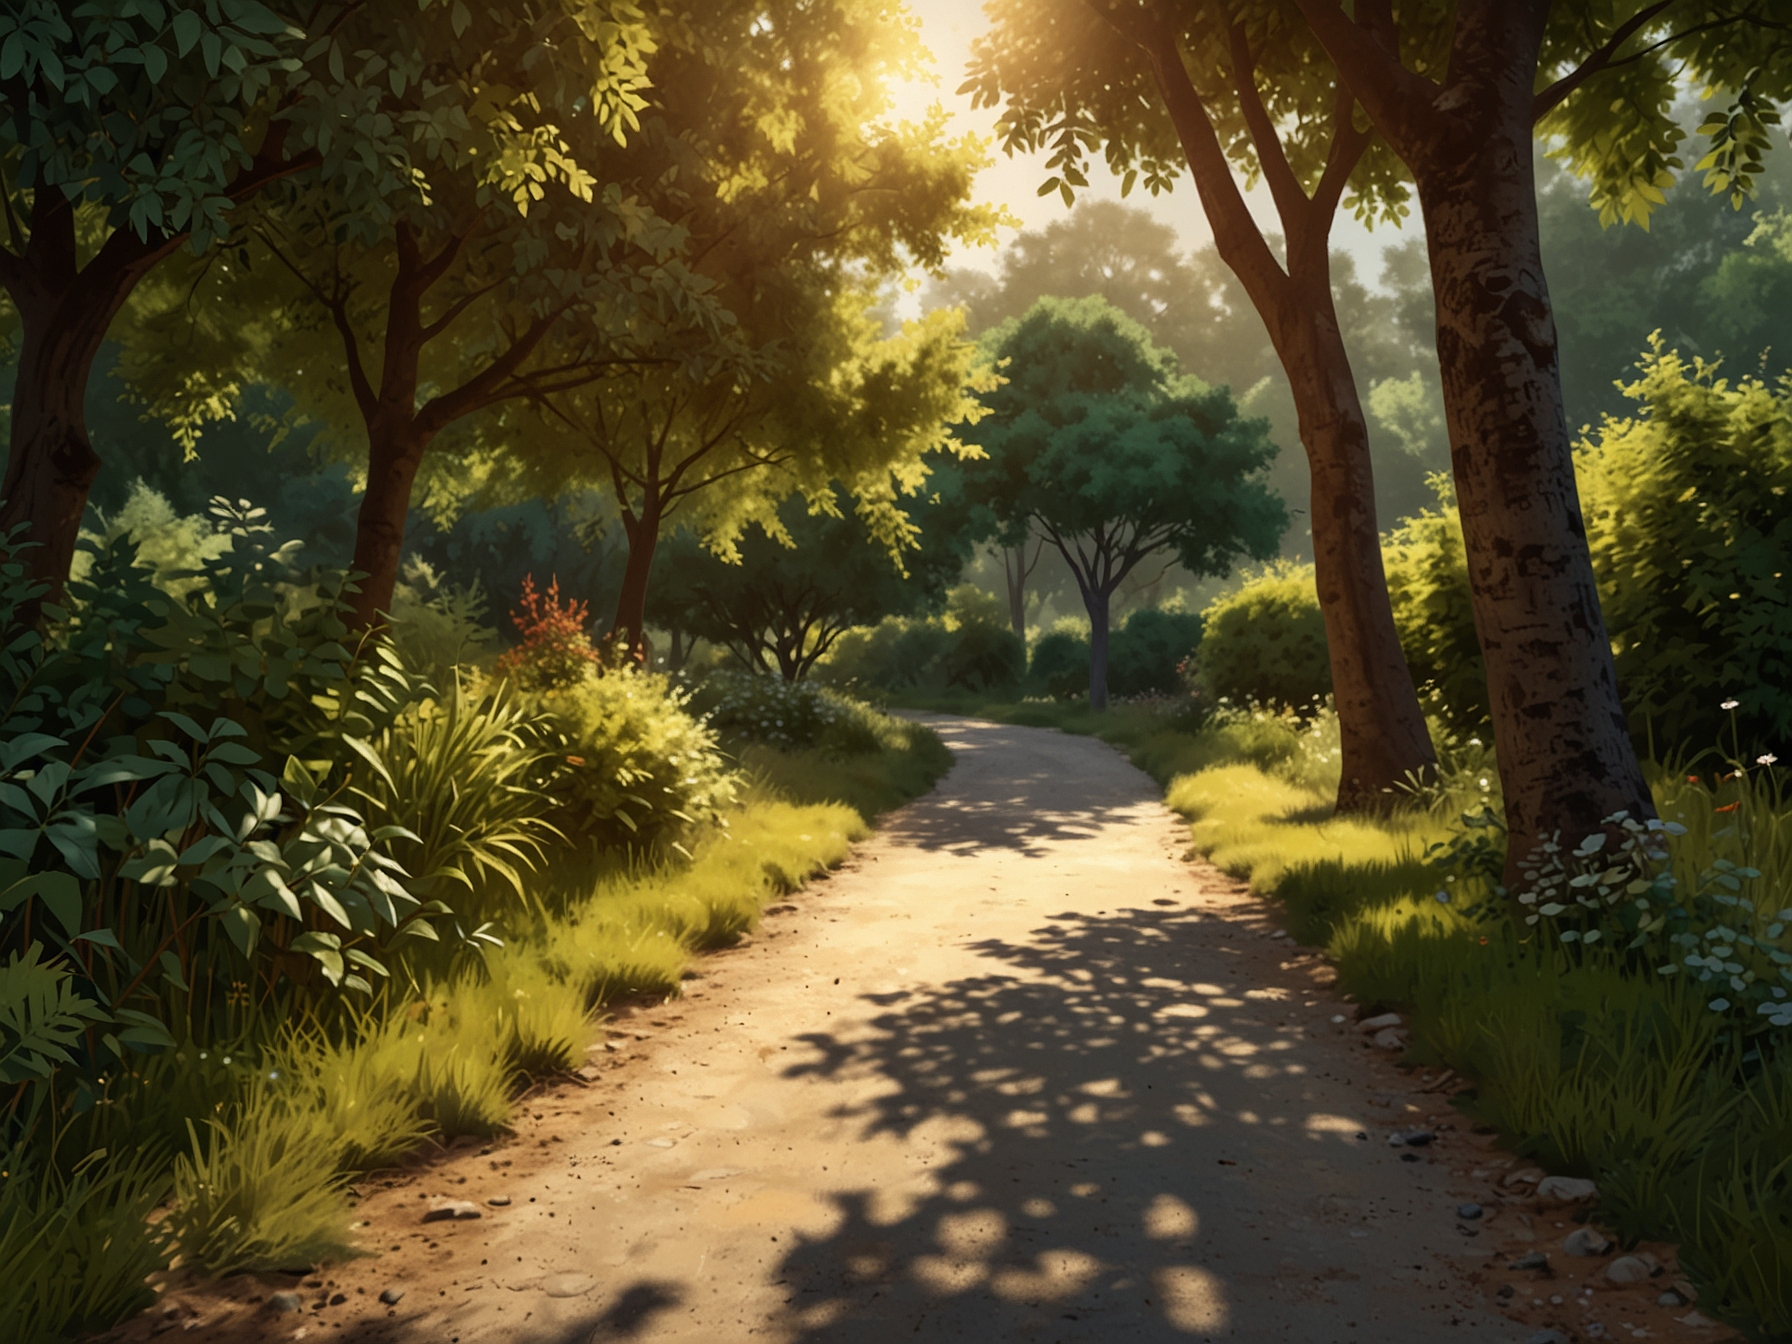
1696, 79, 1783, 212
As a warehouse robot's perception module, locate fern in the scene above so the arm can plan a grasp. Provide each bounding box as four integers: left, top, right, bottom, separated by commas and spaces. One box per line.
0, 944, 102, 1085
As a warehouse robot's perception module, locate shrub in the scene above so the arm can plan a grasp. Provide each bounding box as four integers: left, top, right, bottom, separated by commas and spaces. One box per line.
1579, 339, 1792, 754
1029, 626, 1092, 697
1108, 605, 1204, 697
533, 666, 737, 856
494, 574, 602, 692
687, 668, 895, 756
1193, 562, 1332, 710
1381, 480, 1488, 731
387, 556, 498, 685
816, 586, 1024, 695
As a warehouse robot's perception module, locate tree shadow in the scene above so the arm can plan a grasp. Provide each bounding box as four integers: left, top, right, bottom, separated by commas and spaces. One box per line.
876, 719, 1167, 858
756, 906, 1415, 1343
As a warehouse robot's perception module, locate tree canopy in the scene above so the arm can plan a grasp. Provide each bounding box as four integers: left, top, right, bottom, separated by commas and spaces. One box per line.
961, 296, 1285, 709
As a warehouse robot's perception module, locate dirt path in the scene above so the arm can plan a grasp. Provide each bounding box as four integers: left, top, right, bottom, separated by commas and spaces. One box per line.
139, 718, 1708, 1344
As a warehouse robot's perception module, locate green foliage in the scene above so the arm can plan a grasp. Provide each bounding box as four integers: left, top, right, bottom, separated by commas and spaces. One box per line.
1381, 479, 1488, 732
1579, 341, 1792, 752
1023, 606, 1201, 700
817, 587, 1025, 697
1028, 627, 1092, 698
1193, 562, 1331, 712
651, 484, 971, 682
348, 677, 559, 932
386, 558, 498, 688
532, 667, 736, 857
686, 670, 884, 757
959, 295, 1285, 706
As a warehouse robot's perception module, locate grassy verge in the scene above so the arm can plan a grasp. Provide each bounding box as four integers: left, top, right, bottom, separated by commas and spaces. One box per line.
3, 717, 947, 1344
1016, 695, 1792, 1342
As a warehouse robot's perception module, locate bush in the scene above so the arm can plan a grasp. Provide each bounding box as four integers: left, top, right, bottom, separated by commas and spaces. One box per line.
494, 573, 602, 691
1108, 606, 1204, 697
688, 668, 891, 756
1029, 626, 1091, 697
387, 556, 498, 685
817, 586, 1025, 695
1193, 562, 1332, 710
532, 666, 737, 856
1382, 480, 1488, 731
1579, 338, 1792, 754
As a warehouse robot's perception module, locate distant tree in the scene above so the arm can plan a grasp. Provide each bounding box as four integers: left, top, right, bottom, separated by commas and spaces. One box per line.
649, 487, 971, 681
484, 0, 1002, 661
966, 7, 1443, 807
963, 297, 1285, 710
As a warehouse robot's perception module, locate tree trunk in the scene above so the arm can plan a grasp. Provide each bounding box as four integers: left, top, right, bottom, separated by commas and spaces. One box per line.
1280, 270, 1438, 809
1003, 545, 1028, 640
0, 204, 172, 615
1402, 8, 1653, 878
1138, 25, 1436, 813
1084, 586, 1111, 711
348, 417, 429, 628
611, 502, 662, 662
0, 329, 105, 608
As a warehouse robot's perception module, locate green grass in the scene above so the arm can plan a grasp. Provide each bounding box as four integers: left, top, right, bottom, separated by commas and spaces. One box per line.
5, 713, 948, 1341
1159, 756, 1792, 1344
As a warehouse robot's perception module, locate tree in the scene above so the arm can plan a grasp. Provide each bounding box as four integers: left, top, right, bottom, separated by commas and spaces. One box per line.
0, 0, 326, 608
963, 297, 1285, 709
488, 0, 1003, 659
967, 0, 1441, 810
116, 1, 685, 629
650, 486, 970, 681
1284, 0, 1792, 875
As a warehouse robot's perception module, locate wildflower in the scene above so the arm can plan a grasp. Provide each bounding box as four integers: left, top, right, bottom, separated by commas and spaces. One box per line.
1760, 753, 1779, 767
1715, 802, 1741, 814
1722, 698, 1741, 711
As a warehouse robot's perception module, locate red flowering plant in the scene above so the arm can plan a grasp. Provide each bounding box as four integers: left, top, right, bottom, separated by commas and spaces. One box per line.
493, 574, 602, 692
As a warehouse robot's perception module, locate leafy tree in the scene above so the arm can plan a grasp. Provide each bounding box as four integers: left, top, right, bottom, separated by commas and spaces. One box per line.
966, 0, 1441, 810
0, 0, 324, 606
1282, 0, 1792, 875
116, 1, 683, 628
963, 297, 1285, 710
491, 0, 1003, 659
648, 485, 971, 681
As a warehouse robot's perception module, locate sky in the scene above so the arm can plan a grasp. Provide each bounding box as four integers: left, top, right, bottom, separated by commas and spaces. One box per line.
887, 0, 1407, 291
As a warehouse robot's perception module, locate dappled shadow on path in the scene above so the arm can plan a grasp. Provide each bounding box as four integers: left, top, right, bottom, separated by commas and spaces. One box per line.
878, 719, 1163, 858
754, 906, 1413, 1344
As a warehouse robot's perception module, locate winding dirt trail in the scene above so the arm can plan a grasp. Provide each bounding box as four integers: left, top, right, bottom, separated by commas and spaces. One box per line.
138, 717, 1688, 1343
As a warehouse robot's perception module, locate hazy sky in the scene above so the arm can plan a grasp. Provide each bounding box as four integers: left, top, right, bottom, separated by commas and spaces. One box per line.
889, 0, 1408, 288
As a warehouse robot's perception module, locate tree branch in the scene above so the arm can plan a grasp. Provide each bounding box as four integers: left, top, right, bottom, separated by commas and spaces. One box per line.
1286, 0, 1435, 158
1227, 23, 1311, 234
1531, 0, 1678, 122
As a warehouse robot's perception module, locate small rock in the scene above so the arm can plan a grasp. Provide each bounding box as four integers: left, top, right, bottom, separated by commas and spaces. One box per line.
576, 1065, 601, 1081
1585, 1325, 1607, 1339
1495, 1284, 1515, 1300
1358, 1012, 1404, 1032
1678, 1311, 1716, 1328
602, 1040, 620, 1052
1502, 1167, 1547, 1189
1671, 1278, 1698, 1303
378, 1288, 405, 1306
1388, 1129, 1434, 1147
1372, 1027, 1410, 1050
1562, 1226, 1612, 1257
1522, 1330, 1569, 1344
1457, 1203, 1484, 1220
328, 1293, 346, 1306
1658, 1290, 1687, 1307
1399, 1152, 1421, 1163
487, 1195, 511, 1207
1605, 1255, 1653, 1284
421, 1200, 481, 1223
268, 1292, 304, 1314
1507, 1251, 1550, 1271
1535, 1175, 1599, 1204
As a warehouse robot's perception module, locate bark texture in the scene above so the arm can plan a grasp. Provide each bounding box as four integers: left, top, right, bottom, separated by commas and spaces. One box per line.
1084, 586, 1111, 711
1136, 19, 1436, 811
0, 195, 178, 612
612, 503, 662, 664
1292, 0, 1655, 876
